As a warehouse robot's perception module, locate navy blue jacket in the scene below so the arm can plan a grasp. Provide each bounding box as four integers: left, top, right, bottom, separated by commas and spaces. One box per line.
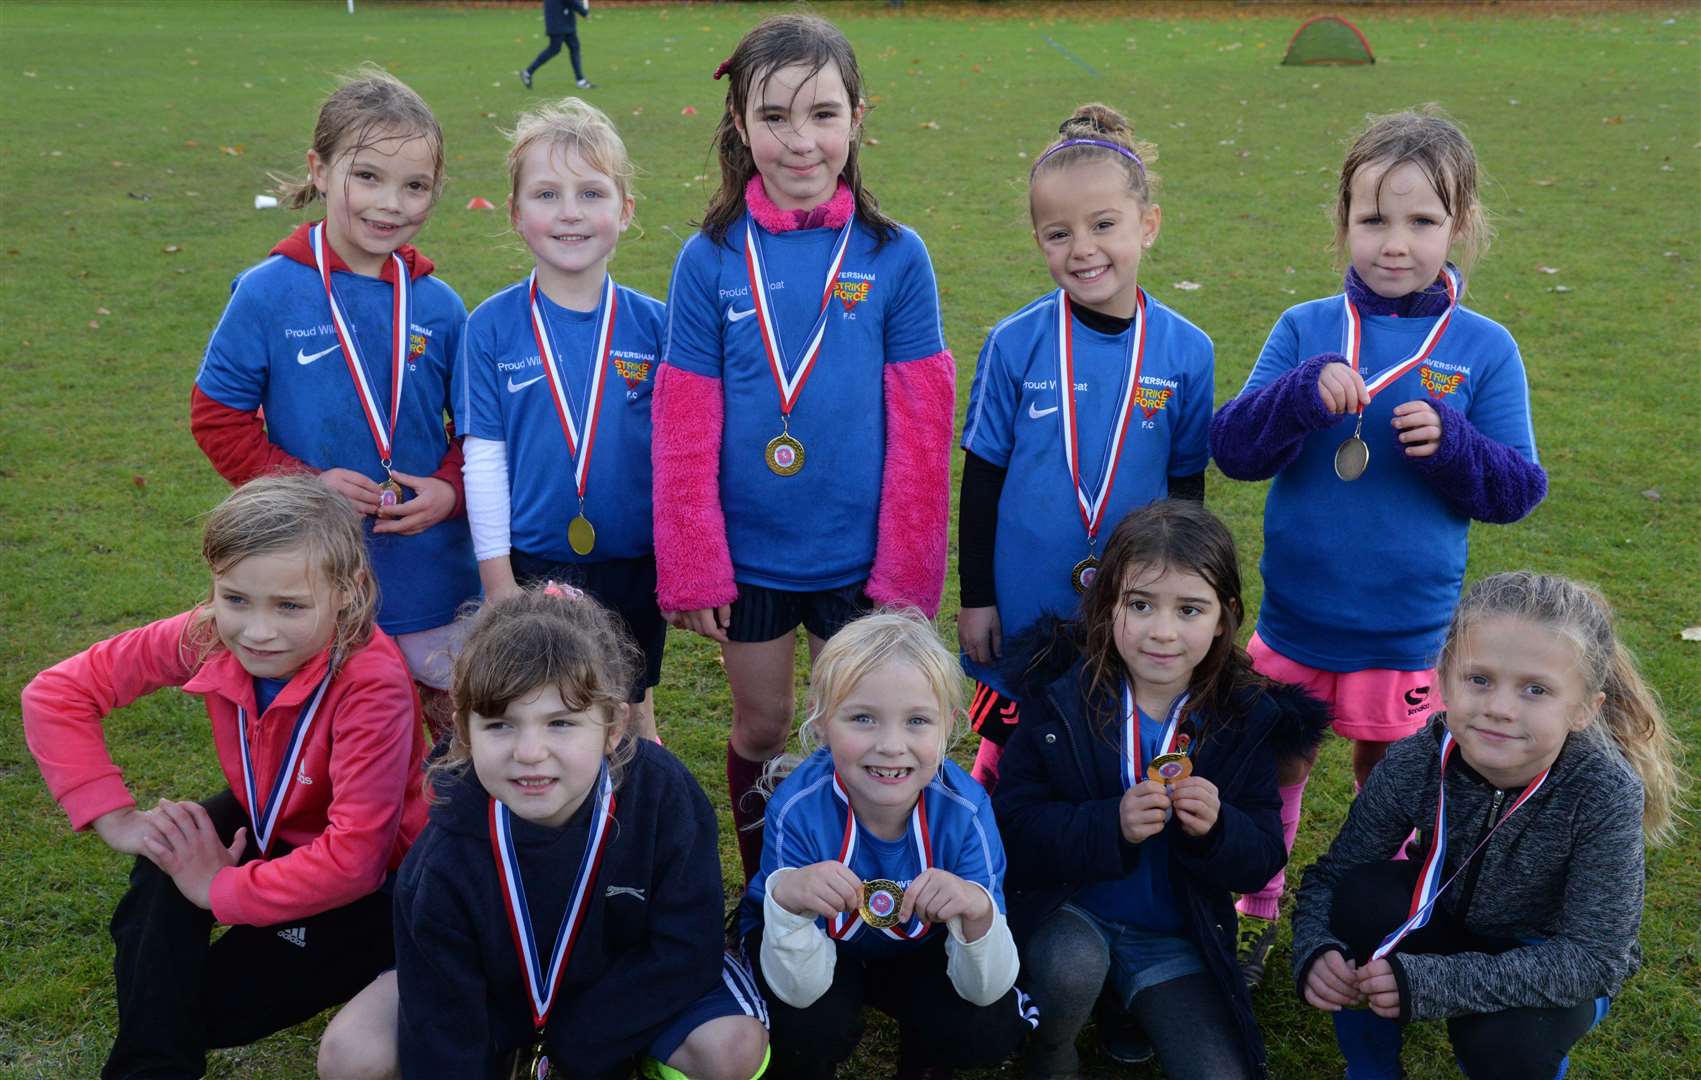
543, 0, 589, 35
993, 658, 1329, 1079
394, 740, 724, 1079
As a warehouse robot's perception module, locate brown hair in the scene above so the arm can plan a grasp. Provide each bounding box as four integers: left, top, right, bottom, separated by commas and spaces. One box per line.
1333, 105, 1492, 275
1439, 572, 1685, 845
505, 96, 636, 218
276, 65, 446, 210
700, 13, 897, 245
1076, 501, 1261, 743
185, 474, 377, 665
430, 585, 640, 793
1029, 102, 1160, 211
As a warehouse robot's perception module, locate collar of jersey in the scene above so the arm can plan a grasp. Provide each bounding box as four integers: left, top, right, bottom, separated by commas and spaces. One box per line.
182, 636, 337, 717
744, 175, 855, 234
270, 220, 435, 283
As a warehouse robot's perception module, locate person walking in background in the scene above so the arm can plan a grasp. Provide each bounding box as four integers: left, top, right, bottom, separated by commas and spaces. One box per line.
521, 0, 595, 91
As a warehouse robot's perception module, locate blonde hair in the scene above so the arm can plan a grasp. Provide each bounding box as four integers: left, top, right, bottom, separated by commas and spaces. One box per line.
761, 610, 968, 799
429, 585, 640, 795
1029, 103, 1161, 210
506, 96, 636, 216
1333, 105, 1492, 276
276, 65, 445, 210
1439, 572, 1685, 846
185, 475, 377, 665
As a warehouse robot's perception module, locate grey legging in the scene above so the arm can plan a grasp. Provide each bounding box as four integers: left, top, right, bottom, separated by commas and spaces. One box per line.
1020, 905, 1251, 1079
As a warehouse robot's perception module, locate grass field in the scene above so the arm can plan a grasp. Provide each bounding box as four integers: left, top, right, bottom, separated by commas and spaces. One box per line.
2, 1, 1697, 1077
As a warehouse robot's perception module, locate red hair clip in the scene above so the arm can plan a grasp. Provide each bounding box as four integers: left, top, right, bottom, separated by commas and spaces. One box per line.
713, 57, 733, 80
541, 580, 585, 601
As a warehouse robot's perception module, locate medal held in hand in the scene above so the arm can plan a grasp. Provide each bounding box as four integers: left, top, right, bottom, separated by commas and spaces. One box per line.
860, 878, 906, 930
1149, 733, 1193, 784
744, 216, 855, 478
1335, 266, 1460, 484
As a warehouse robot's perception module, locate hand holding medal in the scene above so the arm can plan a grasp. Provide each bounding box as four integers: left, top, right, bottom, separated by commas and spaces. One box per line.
372, 469, 458, 536
769, 860, 864, 922
895, 868, 994, 943
1166, 775, 1220, 838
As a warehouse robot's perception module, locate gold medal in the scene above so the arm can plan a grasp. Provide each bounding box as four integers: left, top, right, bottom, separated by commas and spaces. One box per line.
1149, 752, 1193, 784
378, 478, 405, 507
509, 1038, 550, 1080
765, 431, 805, 476
1071, 555, 1100, 595
859, 878, 905, 929
568, 513, 596, 556
1334, 415, 1369, 482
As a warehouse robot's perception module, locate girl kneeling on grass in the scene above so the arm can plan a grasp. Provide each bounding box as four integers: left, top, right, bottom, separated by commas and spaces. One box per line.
325, 585, 770, 1080
22, 475, 429, 1079
740, 610, 1037, 1077
1293, 572, 1682, 1080
992, 500, 1329, 1079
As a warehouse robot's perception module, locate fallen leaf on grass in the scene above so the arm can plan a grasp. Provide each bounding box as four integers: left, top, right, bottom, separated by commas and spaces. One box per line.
97, 307, 111, 316
1531, 178, 1556, 187
1174, 281, 1202, 291
1681, 627, 1701, 643
1642, 488, 1661, 501
1601, 115, 1624, 125
920, 120, 940, 129
220, 145, 244, 156
1537, 266, 1560, 274
127, 191, 150, 201
132, 475, 147, 489
1548, 285, 1573, 293
163, 244, 182, 254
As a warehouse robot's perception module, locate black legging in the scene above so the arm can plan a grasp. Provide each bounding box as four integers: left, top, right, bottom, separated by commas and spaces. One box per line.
526, 31, 583, 80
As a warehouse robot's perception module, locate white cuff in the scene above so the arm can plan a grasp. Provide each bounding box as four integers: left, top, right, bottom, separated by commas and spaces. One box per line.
759, 868, 837, 1008
462, 437, 512, 561
943, 882, 1019, 1006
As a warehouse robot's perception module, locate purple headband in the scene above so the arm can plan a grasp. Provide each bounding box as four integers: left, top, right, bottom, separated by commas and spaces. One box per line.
1031, 137, 1145, 176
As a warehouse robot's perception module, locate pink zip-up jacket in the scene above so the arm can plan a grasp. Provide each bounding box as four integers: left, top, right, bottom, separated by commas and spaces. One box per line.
22, 609, 429, 927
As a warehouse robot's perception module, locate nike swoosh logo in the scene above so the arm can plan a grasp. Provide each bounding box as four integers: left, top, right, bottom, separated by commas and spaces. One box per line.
296, 344, 340, 365
726, 305, 756, 323
508, 374, 547, 393
1028, 402, 1059, 419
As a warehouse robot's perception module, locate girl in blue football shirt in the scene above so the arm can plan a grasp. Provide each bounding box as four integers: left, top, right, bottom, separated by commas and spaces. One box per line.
654, 13, 956, 881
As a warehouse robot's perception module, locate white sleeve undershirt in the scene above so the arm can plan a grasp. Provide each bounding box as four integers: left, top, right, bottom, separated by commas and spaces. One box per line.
461, 436, 512, 561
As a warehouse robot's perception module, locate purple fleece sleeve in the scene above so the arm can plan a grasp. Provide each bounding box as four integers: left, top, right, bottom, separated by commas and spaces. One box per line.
1209, 354, 1339, 481
1408, 398, 1547, 523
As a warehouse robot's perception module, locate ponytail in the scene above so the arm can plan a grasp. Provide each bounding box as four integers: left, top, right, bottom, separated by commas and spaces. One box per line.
1599, 642, 1683, 846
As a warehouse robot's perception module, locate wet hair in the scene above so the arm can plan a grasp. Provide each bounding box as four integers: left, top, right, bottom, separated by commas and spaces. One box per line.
276, 65, 446, 210
1076, 500, 1260, 742
505, 96, 636, 220
185, 474, 377, 665
1439, 572, 1684, 846
1333, 105, 1492, 275
1029, 103, 1160, 212
430, 585, 641, 792
700, 13, 897, 245
759, 608, 967, 796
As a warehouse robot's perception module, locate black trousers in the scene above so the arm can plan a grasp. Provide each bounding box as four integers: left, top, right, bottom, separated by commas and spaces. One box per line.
1330, 861, 1602, 1080
748, 928, 1031, 1078
103, 791, 396, 1079
527, 31, 584, 79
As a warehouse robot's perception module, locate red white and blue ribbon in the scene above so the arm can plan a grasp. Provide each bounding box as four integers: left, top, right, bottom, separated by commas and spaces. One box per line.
1371, 728, 1551, 961
528, 272, 617, 500
1056, 288, 1147, 545
1119, 684, 1190, 792
743, 217, 855, 417
310, 221, 411, 470
490, 759, 618, 1030
826, 770, 934, 942
1341, 265, 1460, 408
236, 664, 336, 856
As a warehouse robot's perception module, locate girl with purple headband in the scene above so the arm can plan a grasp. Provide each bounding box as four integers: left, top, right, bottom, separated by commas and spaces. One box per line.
1210, 108, 1547, 995
958, 104, 1214, 800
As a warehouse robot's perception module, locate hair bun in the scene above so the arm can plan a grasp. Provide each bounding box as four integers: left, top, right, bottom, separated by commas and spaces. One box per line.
1059, 102, 1132, 139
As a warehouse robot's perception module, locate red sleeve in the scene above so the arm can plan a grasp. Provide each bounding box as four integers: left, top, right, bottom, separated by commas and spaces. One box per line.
865, 350, 956, 616
208, 652, 420, 926
21, 611, 201, 830
189, 385, 313, 485
429, 420, 467, 519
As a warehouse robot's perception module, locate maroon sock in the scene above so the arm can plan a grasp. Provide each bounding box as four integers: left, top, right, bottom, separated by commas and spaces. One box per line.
726, 743, 770, 883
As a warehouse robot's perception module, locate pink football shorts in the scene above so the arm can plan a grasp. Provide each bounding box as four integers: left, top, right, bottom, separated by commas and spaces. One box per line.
1247, 633, 1442, 743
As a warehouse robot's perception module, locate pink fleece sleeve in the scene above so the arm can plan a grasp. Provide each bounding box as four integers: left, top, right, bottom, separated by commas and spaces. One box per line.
21, 611, 200, 830
865, 350, 956, 616
651, 363, 738, 612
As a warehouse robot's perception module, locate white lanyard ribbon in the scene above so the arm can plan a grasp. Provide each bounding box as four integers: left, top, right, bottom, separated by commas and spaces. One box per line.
1371, 728, 1550, 960
236, 664, 335, 856
1056, 288, 1147, 543
310, 222, 410, 468
1119, 685, 1190, 792
1341, 266, 1460, 408
490, 759, 617, 1030
826, 771, 934, 941
743, 217, 855, 416
528, 272, 617, 498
